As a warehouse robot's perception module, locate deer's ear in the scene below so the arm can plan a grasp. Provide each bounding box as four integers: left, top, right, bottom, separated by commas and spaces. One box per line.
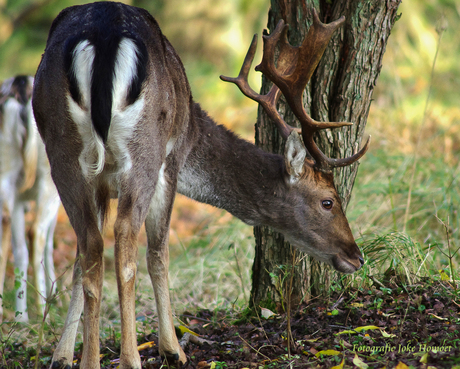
284, 131, 307, 182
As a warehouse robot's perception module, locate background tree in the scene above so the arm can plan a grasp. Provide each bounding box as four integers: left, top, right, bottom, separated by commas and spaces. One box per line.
251, 0, 402, 310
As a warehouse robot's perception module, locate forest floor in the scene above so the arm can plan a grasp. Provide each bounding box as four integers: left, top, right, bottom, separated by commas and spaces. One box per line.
5, 279, 459, 369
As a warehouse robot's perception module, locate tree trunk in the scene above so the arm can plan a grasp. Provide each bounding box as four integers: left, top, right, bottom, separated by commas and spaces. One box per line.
250, 0, 401, 311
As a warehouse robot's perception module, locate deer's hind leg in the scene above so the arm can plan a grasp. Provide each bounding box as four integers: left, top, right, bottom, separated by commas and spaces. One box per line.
47, 160, 105, 369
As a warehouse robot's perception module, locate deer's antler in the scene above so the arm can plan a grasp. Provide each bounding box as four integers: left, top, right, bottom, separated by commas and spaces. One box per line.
220, 9, 370, 170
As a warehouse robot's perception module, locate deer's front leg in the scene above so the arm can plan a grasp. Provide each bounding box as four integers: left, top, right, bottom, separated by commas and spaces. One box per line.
145, 164, 186, 365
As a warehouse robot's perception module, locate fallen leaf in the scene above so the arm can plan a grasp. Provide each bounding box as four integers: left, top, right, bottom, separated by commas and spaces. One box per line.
310, 347, 318, 355
336, 330, 356, 335
354, 325, 380, 332
137, 341, 155, 351
177, 325, 199, 336
381, 330, 396, 338
420, 353, 428, 364
261, 307, 276, 319
353, 354, 368, 369
315, 349, 341, 357
395, 362, 409, 369
428, 313, 448, 321
336, 325, 395, 338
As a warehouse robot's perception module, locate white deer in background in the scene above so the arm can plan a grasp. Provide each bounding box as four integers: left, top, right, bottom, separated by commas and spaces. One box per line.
0, 76, 60, 322
33, 2, 368, 368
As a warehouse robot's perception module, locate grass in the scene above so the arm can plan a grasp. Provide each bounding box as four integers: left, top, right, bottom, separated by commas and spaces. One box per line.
349, 149, 460, 276
133, 212, 254, 317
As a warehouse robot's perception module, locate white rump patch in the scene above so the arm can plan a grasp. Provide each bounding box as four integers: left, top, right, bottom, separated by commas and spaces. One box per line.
109, 38, 144, 175
112, 38, 140, 107
67, 40, 105, 177
67, 38, 144, 179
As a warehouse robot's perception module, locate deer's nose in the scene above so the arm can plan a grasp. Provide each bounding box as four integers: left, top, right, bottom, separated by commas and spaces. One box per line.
359, 257, 365, 267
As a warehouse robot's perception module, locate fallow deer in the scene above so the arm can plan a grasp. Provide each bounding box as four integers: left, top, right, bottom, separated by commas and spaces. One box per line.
32, 2, 368, 368
0, 76, 60, 322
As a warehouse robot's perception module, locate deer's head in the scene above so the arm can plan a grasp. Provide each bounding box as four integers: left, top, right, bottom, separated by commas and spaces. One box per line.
221, 10, 369, 273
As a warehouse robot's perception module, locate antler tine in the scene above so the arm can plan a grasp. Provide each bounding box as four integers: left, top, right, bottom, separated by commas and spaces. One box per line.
306, 135, 371, 170
255, 20, 295, 97
220, 34, 299, 140
333, 135, 371, 167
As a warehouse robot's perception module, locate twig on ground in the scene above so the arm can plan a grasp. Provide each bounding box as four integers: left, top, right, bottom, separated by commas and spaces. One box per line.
367, 275, 386, 289
237, 333, 272, 362
330, 296, 345, 311
179, 332, 215, 349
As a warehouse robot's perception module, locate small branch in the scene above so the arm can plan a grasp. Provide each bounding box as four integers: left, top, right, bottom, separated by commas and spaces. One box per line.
238, 334, 272, 362
330, 296, 345, 311
179, 333, 215, 349
366, 275, 386, 289
434, 214, 459, 291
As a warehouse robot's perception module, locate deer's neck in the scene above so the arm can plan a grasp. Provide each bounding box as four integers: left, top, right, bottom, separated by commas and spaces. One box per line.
177, 104, 291, 228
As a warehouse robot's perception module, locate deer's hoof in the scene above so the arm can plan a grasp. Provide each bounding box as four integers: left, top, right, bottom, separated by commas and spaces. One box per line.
50, 360, 71, 369
162, 347, 187, 367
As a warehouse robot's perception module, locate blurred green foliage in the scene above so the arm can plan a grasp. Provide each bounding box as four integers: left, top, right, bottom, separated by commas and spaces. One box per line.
374, 0, 459, 120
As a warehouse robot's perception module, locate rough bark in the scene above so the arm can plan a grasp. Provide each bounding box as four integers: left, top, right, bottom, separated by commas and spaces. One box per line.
251, 0, 401, 310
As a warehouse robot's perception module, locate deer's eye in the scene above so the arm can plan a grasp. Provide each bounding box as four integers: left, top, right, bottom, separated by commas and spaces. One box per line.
321, 199, 333, 210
